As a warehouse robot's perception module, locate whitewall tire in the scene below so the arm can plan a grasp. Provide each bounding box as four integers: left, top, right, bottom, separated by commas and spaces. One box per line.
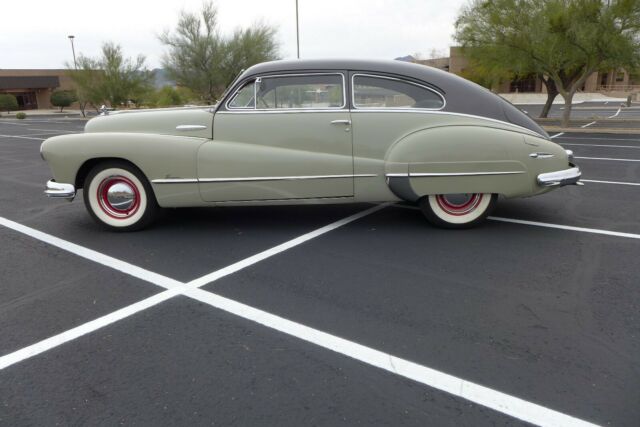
419, 193, 497, 229
83, 161, 158, 231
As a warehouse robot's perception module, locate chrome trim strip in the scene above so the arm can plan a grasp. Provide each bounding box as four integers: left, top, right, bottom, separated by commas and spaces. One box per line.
225, 72, 347, 112
151, 178, 199, 184
217, 110, 345, 115
45, 180, 76, 200
529, 152, 554, 159
351, 73, 446, 111
199, 174, 376, 183
176, 125, 208, 131
152, 174, 377, 184
385, 171, 524, 178
537, 167, 581, 187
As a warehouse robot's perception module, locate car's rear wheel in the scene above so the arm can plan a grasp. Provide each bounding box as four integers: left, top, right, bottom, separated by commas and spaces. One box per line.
419, 193, 497, 229
83, 161, 158, 231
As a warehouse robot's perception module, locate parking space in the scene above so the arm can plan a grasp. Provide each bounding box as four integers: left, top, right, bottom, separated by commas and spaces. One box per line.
1, 119, 639, 426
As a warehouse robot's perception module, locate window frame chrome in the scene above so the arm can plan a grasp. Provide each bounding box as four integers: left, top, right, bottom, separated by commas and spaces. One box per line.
351, 73, 446, 111
225, 72, 347, 112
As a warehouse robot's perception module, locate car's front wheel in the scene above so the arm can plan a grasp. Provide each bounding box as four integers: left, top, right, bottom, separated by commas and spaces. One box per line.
83, 161, 158, 231
419, 193, 497, 229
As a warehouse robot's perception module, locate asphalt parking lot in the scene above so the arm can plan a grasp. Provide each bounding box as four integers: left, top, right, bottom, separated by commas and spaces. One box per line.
519, 101, 640, 120
0, 117, 639, 426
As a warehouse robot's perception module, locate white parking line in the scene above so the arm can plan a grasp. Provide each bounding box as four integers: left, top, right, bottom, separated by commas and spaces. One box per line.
560, 143, 640, 149
555, 136, 640, 142
579, 179, 640, 187
575, 156, 640, 162
27, 128, 81, 133
608, 108, 622, 119
581, 121, 597, 128
393, 205, 640, 239
0, 217, 182, 290
184, 287, 598, 427
0, 208, 599, 426
549, 133, 564, 139
488, 216, 640, 239
0, 134, 45, 141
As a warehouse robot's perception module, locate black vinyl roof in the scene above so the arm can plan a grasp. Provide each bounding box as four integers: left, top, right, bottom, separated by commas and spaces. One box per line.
239, 59, 546, 137
0, 76, 60, 90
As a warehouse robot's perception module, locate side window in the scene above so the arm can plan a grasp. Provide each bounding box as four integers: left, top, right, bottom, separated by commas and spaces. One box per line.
256, 74, 344, 110
353, 75, 444, 109
228, 81, 255, 109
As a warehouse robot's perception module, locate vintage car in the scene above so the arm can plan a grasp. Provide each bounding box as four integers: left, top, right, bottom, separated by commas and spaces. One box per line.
41, 59, 581, 231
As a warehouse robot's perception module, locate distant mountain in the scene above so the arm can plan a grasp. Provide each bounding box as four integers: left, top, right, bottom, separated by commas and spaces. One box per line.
152, 68, 175, 89
394, 55, 416, 62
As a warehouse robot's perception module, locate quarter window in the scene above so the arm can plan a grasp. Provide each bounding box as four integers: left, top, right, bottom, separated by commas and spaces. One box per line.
353, 75, 444, 109
255, 74, 344, 109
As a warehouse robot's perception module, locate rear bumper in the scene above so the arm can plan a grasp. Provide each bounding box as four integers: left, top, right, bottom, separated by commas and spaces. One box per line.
45, 179, 76, 200
537, 165, 581, 187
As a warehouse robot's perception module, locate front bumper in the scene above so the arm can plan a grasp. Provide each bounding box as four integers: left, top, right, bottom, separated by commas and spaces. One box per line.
537, 165, 582, 187
45, 179, 76, 200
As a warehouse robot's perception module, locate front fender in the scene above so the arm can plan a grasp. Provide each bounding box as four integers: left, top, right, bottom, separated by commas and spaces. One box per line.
40, 132, 206, 206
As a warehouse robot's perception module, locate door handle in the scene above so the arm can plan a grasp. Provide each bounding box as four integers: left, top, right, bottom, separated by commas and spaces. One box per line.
176, 125, 207, 131
330, 119, 351, 125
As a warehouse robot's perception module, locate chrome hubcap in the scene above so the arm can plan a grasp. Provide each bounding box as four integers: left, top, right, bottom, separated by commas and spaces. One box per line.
106, 182, 136, 211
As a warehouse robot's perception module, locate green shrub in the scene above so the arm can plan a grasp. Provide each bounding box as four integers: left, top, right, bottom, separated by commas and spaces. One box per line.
50, 90, 78, 112
0, 94, 18, 113
15, 112, 26, 119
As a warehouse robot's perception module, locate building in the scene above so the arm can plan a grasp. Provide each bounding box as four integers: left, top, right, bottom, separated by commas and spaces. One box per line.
416, 47, 639, 95
0, 69, 77, 110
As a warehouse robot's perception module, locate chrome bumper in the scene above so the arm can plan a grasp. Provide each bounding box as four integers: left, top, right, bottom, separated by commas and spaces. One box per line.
537, 166, 582, 187
45, 180, 76, 200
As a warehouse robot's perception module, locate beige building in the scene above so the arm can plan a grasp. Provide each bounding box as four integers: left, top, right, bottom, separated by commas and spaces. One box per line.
0, 69, 77, 110
417, 47, 638, 95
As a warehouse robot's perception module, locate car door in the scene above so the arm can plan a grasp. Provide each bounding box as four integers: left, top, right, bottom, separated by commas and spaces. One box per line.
198, 72, 354, 202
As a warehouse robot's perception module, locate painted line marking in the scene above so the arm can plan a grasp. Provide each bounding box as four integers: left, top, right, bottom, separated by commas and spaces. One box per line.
27, 128, 81, 133
488, 216, 640, 239
608, 108, 622, 119
0, 217, 182, 290
0, 207, 602, 425
580, 179, 640, 187
555, 136, 640, 142
183, 287, 598, 427
393, 205, 640, 239
549, 133, 565, 139
560, 143, 640, 149
581, 121, 597, 128
574, 156, 640, 162
0, 289, 180, 371
0, 134, 45, 141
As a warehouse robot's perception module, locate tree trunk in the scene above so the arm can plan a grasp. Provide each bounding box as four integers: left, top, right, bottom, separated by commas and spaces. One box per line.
561, 92, 574, 128
539, 77, 558, 118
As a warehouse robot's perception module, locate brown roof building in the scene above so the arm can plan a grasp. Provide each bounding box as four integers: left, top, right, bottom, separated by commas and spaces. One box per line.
0, 69, 77, 110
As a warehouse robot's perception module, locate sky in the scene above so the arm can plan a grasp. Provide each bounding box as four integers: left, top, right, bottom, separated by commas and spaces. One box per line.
0, 0, 468, 69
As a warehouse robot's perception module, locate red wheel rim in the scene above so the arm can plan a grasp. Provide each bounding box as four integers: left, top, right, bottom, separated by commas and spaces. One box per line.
97, 176, 141, 219
435, 194, 483, 216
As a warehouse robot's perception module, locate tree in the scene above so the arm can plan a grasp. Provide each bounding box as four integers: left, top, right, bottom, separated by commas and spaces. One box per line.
159, 1, 279, 103
68, 42, 154, 113
0, 94, 18, 113
455, 0, 640, 127
50, 90, 78, 112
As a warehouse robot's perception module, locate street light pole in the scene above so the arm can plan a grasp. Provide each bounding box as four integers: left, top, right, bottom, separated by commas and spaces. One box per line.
295, 0, 300, 59
68, 35, 77, 69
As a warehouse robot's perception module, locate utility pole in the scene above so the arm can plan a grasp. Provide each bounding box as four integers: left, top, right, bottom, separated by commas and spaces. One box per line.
68, 35, 77, 69
296, 0, 300, 58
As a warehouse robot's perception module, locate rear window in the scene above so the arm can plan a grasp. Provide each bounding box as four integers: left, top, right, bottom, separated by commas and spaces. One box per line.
353, 75, 444, 109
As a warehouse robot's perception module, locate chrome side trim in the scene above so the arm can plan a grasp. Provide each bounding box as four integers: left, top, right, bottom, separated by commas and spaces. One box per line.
45, 180, 76, 201
529, 152, 555, 159
351, 73, 446, 111
385, 171, 524, 178
152, 174, 377, 184
151, 178, 199, 184
537, 167, 581, 187
199, 174, 376, 183
225, 72, 347, 112
176, 125, 208, 131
